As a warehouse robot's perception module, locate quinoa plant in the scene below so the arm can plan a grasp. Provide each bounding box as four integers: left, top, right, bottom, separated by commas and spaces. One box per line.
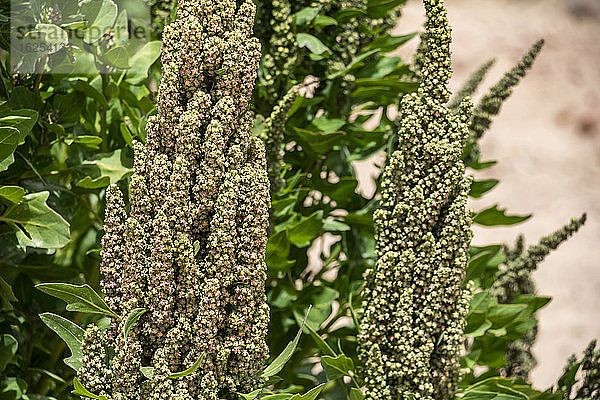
36, 1, 271, 399
357, 1, 473, 398
492, 215, 587, 380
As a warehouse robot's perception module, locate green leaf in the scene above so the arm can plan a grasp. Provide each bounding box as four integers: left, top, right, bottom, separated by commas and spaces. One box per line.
261, 306, 312, 378
474, 205, 531, 226
39, 313, 84, 371
294, 7, 320, 25
123, 308, 146, 341
104, 46, 131, 69
367, 0, 405, 18
366, 32, 417, 52
287, 211, 323, 247
0, 334, 18, 373
0, 186, 25, 205
350, 388, 365, 400
237, 389, 261, 400
84, 0, 117, 43
0, 276, 17, 306
335, 8, 368, 23
72, 377, 107, 400
328, 49, 379, 80
470, 179, 499, 198
36, 283, 118, 318
78, 149, 132, 188
126, 41, 162, 84
297, 33, 330, 55
265, 229, 292, 272
168, 354, 204, 379
290, 384, 326, 400
320, 354, 354, 380
0, 126, 20, 165
72, 80, 109, 109
311, 117, 345, 133
313, 15, 338, 28
303, 320, 336, 357
140, 366, 154, 379
0, 192, 70, 249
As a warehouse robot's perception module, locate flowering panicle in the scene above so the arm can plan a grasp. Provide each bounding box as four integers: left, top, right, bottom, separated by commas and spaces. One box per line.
83, 1, 270, 399
447, 59, 496, 110
491, 215, 586, 380
259, 85, 300, 194
470, 39, 544, 140
559, 340, 600, 400
491, 214, 587, 304
357, 1, 473, 399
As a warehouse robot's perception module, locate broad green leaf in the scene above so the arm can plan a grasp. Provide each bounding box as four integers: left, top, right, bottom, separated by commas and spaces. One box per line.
328, 49, 379, 80
294, 127, 345, 154
168, 354, 204, 379
470, 179, 499, 198
0, 192, 70, 249
65, 136, 103, 149
39, 313, 84, 371
84, 0, 117, 43
113, 10, 128, 44
290, 384, 326, 400
36, 283, 118, 318
265, 229, 292, 271
474, 205, 531, 226
350, 388, 365, 400
262, 306, 312, 378
78, 149, 132, 188
127, 41, 162, 84
140, 366, 154, 379
72, 377, 107, 400
0, 126, 20, 165
72, 80, 109, 109
0, 276, 17, 306
0, 334, 18, 372
262, 395, 293, 400
297, 33, 330, 55
294, 7, 319, 25
76, 176, 111, 189
349, 292, 361, 333
104, 46, 131, 69
0, 108, 39, 139
287, 211, 323, 247
366, 32, 417, 52
0, 186, 25, 205
311, 117, 345, 133
313, 15, 337, 28
123, 308, 146, 340
26, 24, 69, 55
335, 8, 368, 23
237, 389, 261, 400
367, 0, 405, 18
320, 354, 354, 380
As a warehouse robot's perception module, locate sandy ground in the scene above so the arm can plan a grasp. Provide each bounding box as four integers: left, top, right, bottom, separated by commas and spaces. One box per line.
386, 0, 600, 389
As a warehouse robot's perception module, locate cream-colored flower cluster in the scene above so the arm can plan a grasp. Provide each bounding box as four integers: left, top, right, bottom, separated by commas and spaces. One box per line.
80, 1, 270, 399
357, 1, 473, 399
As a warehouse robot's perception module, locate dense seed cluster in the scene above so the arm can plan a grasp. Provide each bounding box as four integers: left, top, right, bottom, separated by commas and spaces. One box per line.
491, 215, 586, 380
81, 2, 270, 399
259, 85, 299, 194
357, 1, 473, 399
447, 59, 495, 110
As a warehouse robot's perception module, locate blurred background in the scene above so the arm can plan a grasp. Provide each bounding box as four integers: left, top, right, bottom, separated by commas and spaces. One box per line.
391, 0, 600, 390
